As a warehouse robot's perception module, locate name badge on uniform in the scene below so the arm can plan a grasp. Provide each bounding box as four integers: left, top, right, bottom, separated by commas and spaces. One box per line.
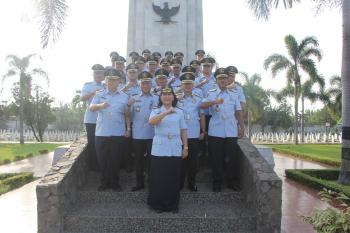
185, 114, 190, 120
135, 106, 141, 112
215, 105, 220, 112
167, 132, 173, 139
192, 98, 196, 104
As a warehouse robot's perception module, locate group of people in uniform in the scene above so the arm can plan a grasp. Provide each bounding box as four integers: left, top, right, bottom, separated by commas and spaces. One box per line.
80, 49, 246, 213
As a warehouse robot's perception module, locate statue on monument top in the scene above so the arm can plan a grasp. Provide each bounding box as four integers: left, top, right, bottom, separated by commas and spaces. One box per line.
152, 2, 180, 24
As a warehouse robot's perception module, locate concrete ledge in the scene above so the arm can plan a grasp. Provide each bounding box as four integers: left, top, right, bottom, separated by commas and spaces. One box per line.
238, 138, 282, 233
36, 137, 88, 233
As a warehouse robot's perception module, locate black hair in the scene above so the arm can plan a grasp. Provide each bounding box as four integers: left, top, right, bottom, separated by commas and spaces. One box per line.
158, 88, 178, 107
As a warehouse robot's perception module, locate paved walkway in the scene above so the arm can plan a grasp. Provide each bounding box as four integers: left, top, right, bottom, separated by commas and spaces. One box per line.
0, 151, 333, 233
274, 153, 331, 233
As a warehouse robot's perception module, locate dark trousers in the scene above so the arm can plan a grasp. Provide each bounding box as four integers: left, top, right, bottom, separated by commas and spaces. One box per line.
208, 136, 238, 187
85, 123, 99, 171
95, 136, 124, 186
123, 137, 133, 170
181, 138, 199, 187
133, 139, 152, 185
199, 115, 211, 164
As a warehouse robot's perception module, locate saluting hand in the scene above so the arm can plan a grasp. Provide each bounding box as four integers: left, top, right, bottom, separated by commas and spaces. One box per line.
128, 98, 136, 106
165, 107, 175, 115
214, 98, 224, 105
100, 102, 109, 109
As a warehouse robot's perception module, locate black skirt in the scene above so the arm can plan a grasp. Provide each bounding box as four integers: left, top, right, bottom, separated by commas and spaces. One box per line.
147, 155, 182, 211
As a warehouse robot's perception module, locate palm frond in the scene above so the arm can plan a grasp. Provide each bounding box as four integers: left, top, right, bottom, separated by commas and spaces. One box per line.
5, 55, 22, 70
300, 48, 322, 61
1, 69, 18, 93
312, 0, 343, 14
247, 0, 301, 20
37, 0, 68, 48
284, 35, 299, 60
29, 68, 50, 86
298, 36, 319, 51
299, 58, 319, 81
264, 54, 291, 70
329, 75, 341, 86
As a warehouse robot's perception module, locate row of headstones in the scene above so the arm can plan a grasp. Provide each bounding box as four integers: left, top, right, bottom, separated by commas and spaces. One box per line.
251, 132, 342, 144
0, 129, 81, 142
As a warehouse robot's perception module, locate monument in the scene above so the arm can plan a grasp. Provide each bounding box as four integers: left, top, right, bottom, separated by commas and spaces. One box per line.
127, 0, 204, 62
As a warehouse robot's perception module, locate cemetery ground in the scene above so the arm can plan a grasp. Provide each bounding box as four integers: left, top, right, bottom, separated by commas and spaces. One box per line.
0, 143, 64, 165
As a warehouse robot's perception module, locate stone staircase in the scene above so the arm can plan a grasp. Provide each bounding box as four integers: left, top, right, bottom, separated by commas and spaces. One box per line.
62, 170, 257, 233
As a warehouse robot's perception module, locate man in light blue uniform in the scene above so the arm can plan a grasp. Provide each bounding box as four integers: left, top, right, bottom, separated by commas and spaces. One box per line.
152, 69, 170, 103
190, 60, 202, 79
168, 59, 182, 91
177, 73, 206, 192
80, 64, 105, 171
121, 63, 141, 96
135, 56, 147, 73
195, 57, 217, 158
225, 66, 246, 109
195, 49, 205, 62
146, 56, 159, 87
201, 68, 245, 192
128, 71, 158, 191
120, 63, 142, 172
90, 68, 131, 191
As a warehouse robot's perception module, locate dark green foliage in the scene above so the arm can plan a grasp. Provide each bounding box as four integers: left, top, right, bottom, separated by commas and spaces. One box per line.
285, 169, 350, 197
0, 172, 35, 195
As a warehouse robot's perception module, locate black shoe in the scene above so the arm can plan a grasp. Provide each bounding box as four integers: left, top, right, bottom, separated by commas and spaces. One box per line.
111, 183, 122, 192
97, 183, 109, 192
131, 184, 145, 192
188, 184, 198, 192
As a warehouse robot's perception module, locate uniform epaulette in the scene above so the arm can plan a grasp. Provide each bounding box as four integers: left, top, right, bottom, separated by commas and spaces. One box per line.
84, 81, 93, 85
132, 93, 138, 96
152, 106, 160, 109
209, 88, 217, 92
176, 106, 183, 110
96, 89, 104, 93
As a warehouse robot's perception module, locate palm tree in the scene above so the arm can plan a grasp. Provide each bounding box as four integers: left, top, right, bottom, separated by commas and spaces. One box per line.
1, 54, 49, 144
264, 35, 322, 144
241, 72, 270, 139
248, 0, 349, 185
276, 78, 325, 143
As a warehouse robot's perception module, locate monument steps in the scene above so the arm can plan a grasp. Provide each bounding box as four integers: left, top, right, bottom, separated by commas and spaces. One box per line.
62, 171, 257, 233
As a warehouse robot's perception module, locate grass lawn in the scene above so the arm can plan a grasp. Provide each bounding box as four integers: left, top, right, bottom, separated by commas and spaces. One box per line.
0, 172, 35, 195
264, 144, 341, 166
0, 143, 64, 165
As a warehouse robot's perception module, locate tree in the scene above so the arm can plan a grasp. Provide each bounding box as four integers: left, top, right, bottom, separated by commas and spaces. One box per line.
52, 94, 85, 131
241, 72, 270, 138
325, 75, 342, 120
264, 35, 322, 144
247, 0, 348, 187
263, 101, 294, 133
2, 54, 49, 144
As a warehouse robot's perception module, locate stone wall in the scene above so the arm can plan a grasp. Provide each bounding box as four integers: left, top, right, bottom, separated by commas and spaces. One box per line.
237, 138, 282, 233
36, 137, 88, 233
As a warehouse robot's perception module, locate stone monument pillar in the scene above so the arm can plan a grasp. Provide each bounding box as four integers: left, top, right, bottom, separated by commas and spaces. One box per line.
127, 0, 204, 63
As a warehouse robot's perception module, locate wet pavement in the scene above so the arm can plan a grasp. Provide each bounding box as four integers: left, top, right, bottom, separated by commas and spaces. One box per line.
0, 151, 334, 233
274, 153, 331, 233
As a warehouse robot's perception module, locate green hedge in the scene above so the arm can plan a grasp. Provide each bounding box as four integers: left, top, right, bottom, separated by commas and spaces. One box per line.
0, 172, 35, 195
285, 169, 350, 197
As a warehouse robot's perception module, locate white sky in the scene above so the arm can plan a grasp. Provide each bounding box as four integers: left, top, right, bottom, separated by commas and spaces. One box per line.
0, 0, 342, 109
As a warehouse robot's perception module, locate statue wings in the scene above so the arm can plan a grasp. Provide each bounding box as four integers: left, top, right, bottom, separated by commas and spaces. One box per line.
152, 2, 180, 24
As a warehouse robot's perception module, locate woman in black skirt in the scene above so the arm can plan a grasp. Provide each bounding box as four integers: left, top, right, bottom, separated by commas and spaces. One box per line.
148, 87, 188, 213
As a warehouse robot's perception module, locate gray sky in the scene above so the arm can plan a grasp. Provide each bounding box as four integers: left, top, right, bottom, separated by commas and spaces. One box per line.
0, 0, 342, 109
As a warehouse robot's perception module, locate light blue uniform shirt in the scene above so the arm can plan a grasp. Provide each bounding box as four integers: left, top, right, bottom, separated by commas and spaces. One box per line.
81, 81, 105, 124
177, 93, 203, 139
195, 74, 217, 115
121, 82, 141, 97
203, 88, 241, 138
90, 89, 129, 137
131, 93, 158, 140
150, 107, 187, 157
168, 74, 182, 90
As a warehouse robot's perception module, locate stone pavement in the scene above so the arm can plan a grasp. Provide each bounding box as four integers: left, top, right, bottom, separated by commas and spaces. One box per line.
0, 151, 333, 233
